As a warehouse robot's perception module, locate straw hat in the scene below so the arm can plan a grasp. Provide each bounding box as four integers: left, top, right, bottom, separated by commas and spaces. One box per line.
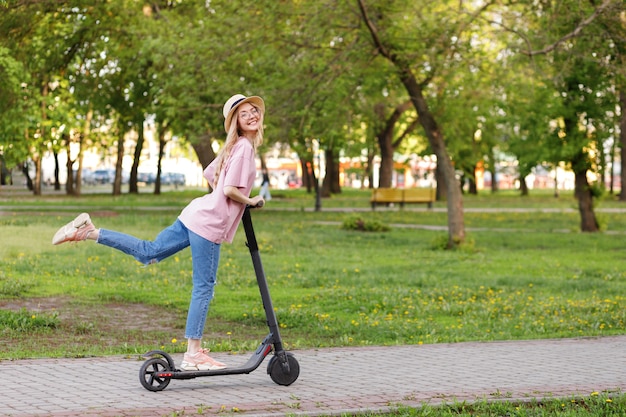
222, 94, 265, 133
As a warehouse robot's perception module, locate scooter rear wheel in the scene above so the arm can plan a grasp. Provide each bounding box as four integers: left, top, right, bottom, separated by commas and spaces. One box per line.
140, 357, 172, 391
267, 352, 300, 386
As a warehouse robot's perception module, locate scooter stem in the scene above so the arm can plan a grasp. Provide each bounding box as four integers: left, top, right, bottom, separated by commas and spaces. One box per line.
242, 207, 285, 354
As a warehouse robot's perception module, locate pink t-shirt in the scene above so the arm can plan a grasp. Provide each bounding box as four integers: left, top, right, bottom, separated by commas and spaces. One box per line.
178, 137, 256, 244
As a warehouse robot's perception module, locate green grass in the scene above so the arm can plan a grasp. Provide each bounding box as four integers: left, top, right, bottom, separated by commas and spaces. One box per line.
1, 188, 625, 358
355, 392, 626, 416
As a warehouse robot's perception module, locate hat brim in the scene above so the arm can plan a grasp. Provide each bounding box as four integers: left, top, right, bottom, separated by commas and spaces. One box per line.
224, 96, 265, 133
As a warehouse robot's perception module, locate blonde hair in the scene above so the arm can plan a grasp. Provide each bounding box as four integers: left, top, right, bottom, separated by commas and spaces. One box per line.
213, 104, 264, 185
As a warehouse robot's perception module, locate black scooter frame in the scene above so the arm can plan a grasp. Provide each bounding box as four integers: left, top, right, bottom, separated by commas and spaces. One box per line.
139, 206, 299, 391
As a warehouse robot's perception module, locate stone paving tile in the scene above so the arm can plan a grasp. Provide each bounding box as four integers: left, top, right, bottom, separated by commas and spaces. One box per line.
1, 336, 625, 416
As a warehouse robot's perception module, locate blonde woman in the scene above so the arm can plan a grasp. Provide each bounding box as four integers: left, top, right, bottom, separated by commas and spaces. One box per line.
52, 94, 266, 371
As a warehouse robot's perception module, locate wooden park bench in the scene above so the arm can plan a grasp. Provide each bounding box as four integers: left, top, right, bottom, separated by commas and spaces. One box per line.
370, 187, 436, 210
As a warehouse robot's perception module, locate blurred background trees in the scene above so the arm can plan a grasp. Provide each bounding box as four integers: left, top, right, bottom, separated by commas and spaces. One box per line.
0, 0, 624, 245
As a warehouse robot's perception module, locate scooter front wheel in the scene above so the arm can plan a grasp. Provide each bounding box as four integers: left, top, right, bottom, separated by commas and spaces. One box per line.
139, 357, 172, 391
267, 352, 300, 386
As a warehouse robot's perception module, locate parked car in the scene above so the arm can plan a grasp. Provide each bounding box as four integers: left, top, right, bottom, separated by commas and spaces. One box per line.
137, 172, 156, 185
93, 169, 129, 184
93, 169, 114, 184
162, 172, 186, 186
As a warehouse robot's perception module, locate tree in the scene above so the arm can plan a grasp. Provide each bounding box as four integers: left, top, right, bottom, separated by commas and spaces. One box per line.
356, 0, 467, 248
511, 0, 623, 231
0, 45, 30, 178
372, 100, 419, 188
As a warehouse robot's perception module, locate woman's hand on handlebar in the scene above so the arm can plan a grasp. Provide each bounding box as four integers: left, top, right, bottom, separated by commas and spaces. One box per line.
249, 195, 265, 208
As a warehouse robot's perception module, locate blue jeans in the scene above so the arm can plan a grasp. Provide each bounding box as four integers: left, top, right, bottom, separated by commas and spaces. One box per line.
97, 219, 221, 339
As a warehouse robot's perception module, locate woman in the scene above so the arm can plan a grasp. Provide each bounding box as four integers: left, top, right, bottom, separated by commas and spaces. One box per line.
52, 94, 266, 371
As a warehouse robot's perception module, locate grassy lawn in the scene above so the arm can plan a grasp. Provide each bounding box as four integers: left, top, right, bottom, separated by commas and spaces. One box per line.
1, 187, 624, 357
357, 393, 626, 416
1, 186, 625, 415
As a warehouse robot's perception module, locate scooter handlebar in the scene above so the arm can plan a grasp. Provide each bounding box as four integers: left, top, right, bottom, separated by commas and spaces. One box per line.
248, 200, 264, 209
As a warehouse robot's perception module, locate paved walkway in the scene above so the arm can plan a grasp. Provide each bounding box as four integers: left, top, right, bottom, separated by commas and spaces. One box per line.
1, 336, 625, 417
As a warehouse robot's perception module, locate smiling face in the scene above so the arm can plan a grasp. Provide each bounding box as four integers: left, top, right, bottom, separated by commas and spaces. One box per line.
237, 103, 262, 137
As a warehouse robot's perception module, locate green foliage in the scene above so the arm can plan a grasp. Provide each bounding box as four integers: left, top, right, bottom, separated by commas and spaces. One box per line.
342, 215, 390, 232
0, 276, 30, 297
375, 392, 626, 416
0, 308, 58, 332
590, 182, 605, 199
429, 234, 476, 253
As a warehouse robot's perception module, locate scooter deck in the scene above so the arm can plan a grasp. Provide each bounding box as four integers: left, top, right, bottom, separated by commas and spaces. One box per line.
164, 352, 271, 379
144, 341, 273, 380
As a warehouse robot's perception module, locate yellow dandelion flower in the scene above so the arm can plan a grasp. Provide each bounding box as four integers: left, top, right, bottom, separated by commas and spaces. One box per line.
171, 338, 177, 344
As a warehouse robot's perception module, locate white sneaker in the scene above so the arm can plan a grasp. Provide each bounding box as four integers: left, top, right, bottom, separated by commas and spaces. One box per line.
52, 213, 95, 245
180, 348, 227, 371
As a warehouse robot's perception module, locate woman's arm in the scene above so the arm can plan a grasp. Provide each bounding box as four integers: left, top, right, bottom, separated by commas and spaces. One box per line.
223, 185, 264, 207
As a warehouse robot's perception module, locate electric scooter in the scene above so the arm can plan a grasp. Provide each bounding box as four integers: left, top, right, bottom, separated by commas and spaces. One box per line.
138, 205, 300, 392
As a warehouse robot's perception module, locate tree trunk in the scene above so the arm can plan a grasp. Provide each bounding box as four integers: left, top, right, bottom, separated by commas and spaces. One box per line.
321, 148, 336, 197
300, 157, 314, 192
112, 130, 124, 196
378, 133, 394, 188
489, 165, 498, 193
189, 133, 216, 191
0, 156, 5, 185
435, 162, 446, 201
468, 163, 478, 195
33, 153, 42, 196
129, 120, 144, 194
155, 127, 166, 195
375, 101, 415, 188
519, 174, 529, 196
619, 87, 626, 201
65, 151, 74, 195
22, 162, 33, 191
53, 150, 61, 191
571, 148, 599, 232
190, 134, 216, 169
574, 169, 599, 232
64, 133, 78, 195
401, 72, 465, 247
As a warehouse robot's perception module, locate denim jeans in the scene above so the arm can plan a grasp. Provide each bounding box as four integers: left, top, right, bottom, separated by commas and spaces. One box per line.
97, 219, 221, 339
